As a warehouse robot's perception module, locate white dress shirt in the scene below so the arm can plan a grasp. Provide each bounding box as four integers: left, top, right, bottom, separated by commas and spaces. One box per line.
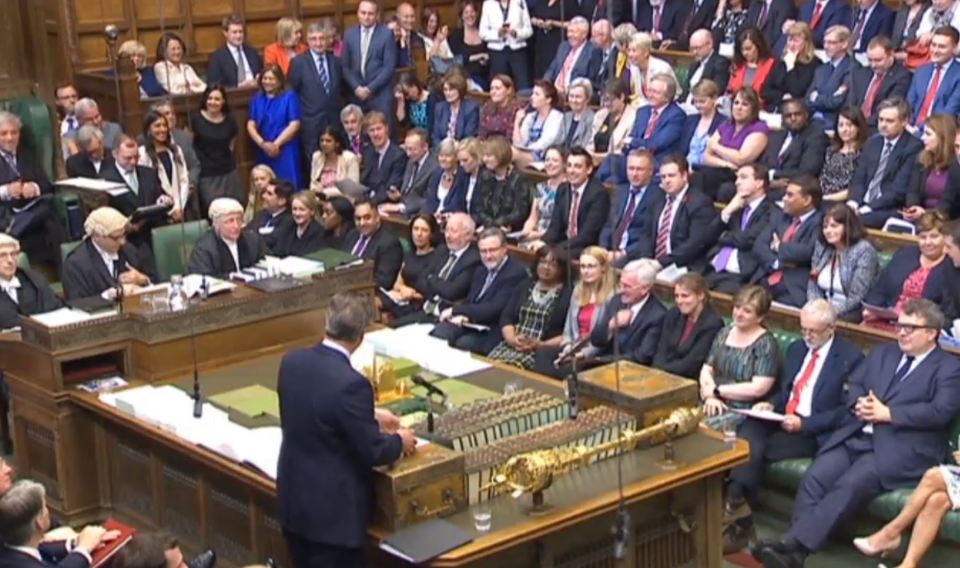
230, 45, 254, 81
0, 276, 20, 304
658, 186, 689, 256
221, 237, 241, 271
718, 194, 766, 274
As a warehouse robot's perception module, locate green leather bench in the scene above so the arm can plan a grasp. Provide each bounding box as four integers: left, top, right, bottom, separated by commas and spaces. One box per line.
152, 220, 209, 281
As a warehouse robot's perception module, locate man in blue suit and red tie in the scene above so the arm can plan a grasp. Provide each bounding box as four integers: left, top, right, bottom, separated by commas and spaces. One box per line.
288, 21, 343, 169
342, 1, 398, 130
907, 26, 960, 127
752, 299, 960, 568
599, 150, 662, 267
796, 0, 852, 48
624, 74, 685, 167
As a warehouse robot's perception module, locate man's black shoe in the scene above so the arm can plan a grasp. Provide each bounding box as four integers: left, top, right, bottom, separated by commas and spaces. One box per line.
187, 549, 217, 568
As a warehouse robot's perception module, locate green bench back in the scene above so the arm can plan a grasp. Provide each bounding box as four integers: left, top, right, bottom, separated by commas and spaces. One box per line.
152, 220, 209, 281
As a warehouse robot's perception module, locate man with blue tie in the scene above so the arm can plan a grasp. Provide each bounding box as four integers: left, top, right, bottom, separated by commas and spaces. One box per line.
805, 26, 853, 127
850, 0, 895, 53
624, 74, 685, 167
753, 299, 960, 568
342, 1, 398, 131
205, 15, 263, 89
599, 150, 661, 267
289, 21, 343, 169
906, 26, 960, 127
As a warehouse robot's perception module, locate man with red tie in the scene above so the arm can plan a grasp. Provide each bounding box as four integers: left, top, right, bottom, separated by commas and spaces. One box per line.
906, 26, 960, 127
796, 0, 852, 48
542, 147, 611, 258
849, 36, 912, 129
624, 74, 686, 167
723, 300, 864, 554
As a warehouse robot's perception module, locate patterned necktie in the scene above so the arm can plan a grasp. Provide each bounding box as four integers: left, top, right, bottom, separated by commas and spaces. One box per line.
236, 47, 247, 83
567, 187, 582, 238
613, 188, 642, 249
423, 252, 459, 315
1, 152, 18, 175
865, 140, 893, 203
360, 27, 372, 79
644, 109, 660, 139
655, 196, 676, 261
786, 348, 820, 415
478, 268, 498, 298
127, 169, 139, 194
317, 54, 330, 92
893, 355, 916, 383
352, 235, 371, 256
447, 107, 458, 140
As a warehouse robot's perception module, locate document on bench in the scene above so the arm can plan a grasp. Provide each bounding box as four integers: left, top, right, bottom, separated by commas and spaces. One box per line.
56, 177, 129, 196
733, 408, 786, 422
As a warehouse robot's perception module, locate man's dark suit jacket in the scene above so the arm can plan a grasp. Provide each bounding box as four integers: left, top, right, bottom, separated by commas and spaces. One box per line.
746, 0, 797, 47
707, 196, 775, 280
821, 343, 960, 488
848, 62, 912, 128
271, 218, 326, 258
0, 149, 54, 236
676, 0, 720, 48
762, 122, 829, 181
850, 132, 923, 220
769, 336, 864, 447
186, 230, 266, 278
252, 209, 291, 253
361, 142, 407, 198
751, 209, 822, 307
277, 342, 402, 548
652, 305, 724, 379
414, 243, 481, 309
543, 179, 611, 257
635, 0, 687, 43
431, 100, 481, 145
341, 226, 402, 290
684, 52, 731, 98
851, 3, 895, 52
206, 44, 263, 87
62, 238, 157, 300
942, 263, 960, 326
423, 169, 468, 215
395, 154, 440, 216
637, 187, 717, 272
450, 256, 528, 327
288, 50, 344, 142
798, 0, 852, 47
0, 267, 63, 329
598, 183, 662, 261
864, 245, 949, 308
65, 153, 113, 180
0, 546, 88, 568
99, 163, 163, 217
589, 293, 667, 364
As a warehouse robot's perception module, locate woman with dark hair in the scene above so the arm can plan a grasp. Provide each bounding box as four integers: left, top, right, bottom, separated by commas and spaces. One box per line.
394, 71, 435, 132
423, 139, 467, 215
807, 204, 879, 322
273, 190, 326, 256
318, 195, 355, 250
448, 1, 490, 89
588, 80, 637, 162
189, 85, 242, 214
247, 64, 303, 190
488, 246, 571, 370
820, 106, 868, 202
904, 113, 957, 221
309, 126, 360, 196
138, 109, 190, 222
154, 32, 206, 94
727, 27, 776, 105
711, 0, 751, 47
520, 145, 566, 246
475, 136, 532, 231
695, 87, 769, 201
382, 213, 442, 316
653, 274, 725, 379
479, 74, 522, 140
762, 22, 820, 111
432, 72, 480, 143
512, 79, 564, 168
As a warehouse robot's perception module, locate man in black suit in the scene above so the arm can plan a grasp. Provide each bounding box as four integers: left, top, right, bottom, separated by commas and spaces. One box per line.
342, 198, 402, 291
0, 233, 62, 329
706, 164, 774, 294
289, 21, 343, 166
752, 175, 823, 307
62, 207, 155, 301
762, 100, 828, 194
592, 19, 618, 87
100, 136, 169, 255
677, 0, 720, 49
590, 258, 667, 365
278, 293, 416, 568
250, 179, 293, 253
746, 0, 796, 48
543, 147, 610, 258
848, 97, 923, 228
395, 3, 425, 68
599, 149, 661, 266
636, 0, 687, 46
682, 29, 730, 100
638, 154, 718, 273
724, 300, 864, 553
753, 300, 960, 568
188, 198, 266, 278
376, 128, 437, 216
431, 228, 528, 355
848, 36, 912, 129
205, 15, 262, 89
64, 125, 113, 179
360, 112, 407, 199
391, 213, 481, 326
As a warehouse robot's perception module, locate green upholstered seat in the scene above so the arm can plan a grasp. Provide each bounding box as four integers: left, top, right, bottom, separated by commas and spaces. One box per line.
151, 221, 209, 281
59, 240, 82, 264
877, 251, 893, 270
16, 252, 29, 270
675, 66, 691, 95
771, 329, 800, 353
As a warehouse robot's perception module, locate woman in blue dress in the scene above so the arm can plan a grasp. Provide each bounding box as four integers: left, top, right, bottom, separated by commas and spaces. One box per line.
247, 64, 302, 189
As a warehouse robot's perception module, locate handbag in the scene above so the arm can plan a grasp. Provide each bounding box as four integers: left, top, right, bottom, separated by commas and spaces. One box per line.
904, 40, 931, 70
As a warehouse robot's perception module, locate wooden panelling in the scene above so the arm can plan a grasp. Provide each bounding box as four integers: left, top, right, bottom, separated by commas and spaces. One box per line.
130, 0, 182, 23
192, 0, 236, 18
73, 0, 126, 24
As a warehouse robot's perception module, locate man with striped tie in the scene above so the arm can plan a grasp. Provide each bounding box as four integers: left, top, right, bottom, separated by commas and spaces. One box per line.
289, 20, 343, 167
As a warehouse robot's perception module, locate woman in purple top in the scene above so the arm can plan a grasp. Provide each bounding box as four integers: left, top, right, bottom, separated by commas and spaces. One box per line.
692, 87, 769, 202
904, 114, 955, 221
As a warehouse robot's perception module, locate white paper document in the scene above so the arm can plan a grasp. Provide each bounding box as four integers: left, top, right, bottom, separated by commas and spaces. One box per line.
56, 177, 129, 196
30, 307, 93, 327
733, 408, 786, 422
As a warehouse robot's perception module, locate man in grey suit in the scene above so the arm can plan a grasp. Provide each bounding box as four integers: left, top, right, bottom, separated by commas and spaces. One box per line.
377, 128, 438, 217
62, 98, 123, 157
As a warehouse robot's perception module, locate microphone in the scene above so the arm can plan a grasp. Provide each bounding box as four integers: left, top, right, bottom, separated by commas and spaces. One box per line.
613, 505, 630, 559
411, 374, 446, 400
192, 366, 202, 418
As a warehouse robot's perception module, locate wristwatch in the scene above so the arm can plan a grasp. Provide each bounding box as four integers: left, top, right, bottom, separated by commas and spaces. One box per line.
713, 385, 721, 399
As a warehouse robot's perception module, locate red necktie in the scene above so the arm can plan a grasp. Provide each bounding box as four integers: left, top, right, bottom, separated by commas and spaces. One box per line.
568, 187, 582, 238
861, 73, 883, 118
613, 189, 642, 248
786, 349, 820, 415
809, 2, 825, 30
767, 218, 802, 286
678, 316, 697, 345
917, 65, 943, 125
653, 7, 662, 32
655, 196, 675, 261
644, 109, 660, 139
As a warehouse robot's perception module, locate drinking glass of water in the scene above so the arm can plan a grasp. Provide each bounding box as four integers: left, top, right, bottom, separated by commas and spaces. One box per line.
473, 506, 492, 532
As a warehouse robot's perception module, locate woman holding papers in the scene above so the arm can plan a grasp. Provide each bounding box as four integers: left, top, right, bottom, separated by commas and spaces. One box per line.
698, 285, 779, 431
863, 210, 948, 330
272, 191, 326, 257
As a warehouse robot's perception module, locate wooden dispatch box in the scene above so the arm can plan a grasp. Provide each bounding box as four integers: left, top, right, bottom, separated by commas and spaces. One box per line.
372, 442, 466, 531
577, 362, 699, 426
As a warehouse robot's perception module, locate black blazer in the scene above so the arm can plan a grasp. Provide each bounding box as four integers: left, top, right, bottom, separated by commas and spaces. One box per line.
0, 546, 89, 568
99, 163, 163, 216
762, 122, 829, 180
543, 179, 611, 257
361, 142, 407, 199
863, 245, 948, 308
341, 226, 403, 290
206, 44, 263, 87
746, 0, 796, 47
277, 342, 402, 547
451, 257, 529, 327
751, 209, 824, 307
589, 293, 667, 364
652, 306, 724, 379
637, 188, 718, 272
635, 0, 687, 42
891, 4, 930, 51
850, 133, 923, 211
685, 51, 731, 98
252, 209, 292, 252
499, 280, 572, 340
907, 161, 960, 218
848, 62, 912, 128
65, 153, 114, 179
706, 196, 775, 279
414, 244, 481, 308
271, 217, 327, 257
942, 262, 960, 325
769, 335, 864, 447
677, 0, 721, 48
288, 50, 343, 133
0, 267, 63, 329
475, 169, 533, 231
598, 183, 664, 259
186, 230, 266, 278
762, 58, 820, 111
62, 238, 157, 300
0, 149, 54, 232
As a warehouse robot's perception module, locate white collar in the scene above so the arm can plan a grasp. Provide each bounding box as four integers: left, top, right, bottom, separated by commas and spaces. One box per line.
629, 294, 650, 317
746, 194, 766, 212
796, 209, 816, 223
91, 239, 119, 261
0, 275, 20, 291
8, 545, 41, 562
322, 337, 352, 359
904, 344, 936, 367
667, 186, 689, 203
808, 334, 835, 358
571, 180, 589, 195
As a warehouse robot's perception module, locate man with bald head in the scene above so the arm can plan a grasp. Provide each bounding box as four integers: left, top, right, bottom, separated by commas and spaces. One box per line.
683, 29, 730, 101
395, 3, 423, 68
592, 19, 617, 85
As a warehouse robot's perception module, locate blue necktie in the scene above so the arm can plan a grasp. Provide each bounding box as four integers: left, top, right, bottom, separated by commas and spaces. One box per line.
894, 356, 915, 383
317, 54, 330, 92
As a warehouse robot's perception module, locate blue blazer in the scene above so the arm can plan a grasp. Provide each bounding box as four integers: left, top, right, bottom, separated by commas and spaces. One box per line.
277, 342, 403, 547
681, 112, 723, 159
341, 24, 398, 104
907, 60, 960, 125
798, 0, 852, 48
431, 99, 480, 144
288, 51, 343, 127
598, 183, 663, 260
863, 246, 949, 308
452, 256, 529, 327
821, 343, 960, 488
806, 55, 853, 126
206, 44, 263, 87
852, 3, 895, 52
625, 103, 686, 165
769, 336, 865, 447
423, 168, 468, 214
362, 142, 408, 199
850, 133, 923, 211
543, 41, 603, 85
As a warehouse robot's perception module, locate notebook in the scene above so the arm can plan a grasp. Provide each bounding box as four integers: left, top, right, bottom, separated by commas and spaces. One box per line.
92, 518, 136, 567
379, 519, 473, 564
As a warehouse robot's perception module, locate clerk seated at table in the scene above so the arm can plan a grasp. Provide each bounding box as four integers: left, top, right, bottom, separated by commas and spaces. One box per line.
0, 233, 61, 329
187, 198, 266, 278
62, 207, 155, 301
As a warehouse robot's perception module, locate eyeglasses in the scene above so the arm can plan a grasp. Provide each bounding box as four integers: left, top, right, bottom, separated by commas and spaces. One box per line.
801, 324, 832, 335
895, 323, 932, 334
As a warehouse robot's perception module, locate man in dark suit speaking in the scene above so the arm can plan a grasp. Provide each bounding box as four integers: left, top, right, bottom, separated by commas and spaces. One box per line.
278, 293, 417, 568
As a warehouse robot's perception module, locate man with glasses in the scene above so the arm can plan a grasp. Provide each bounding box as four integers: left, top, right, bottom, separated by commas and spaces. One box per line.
682, 30, 729, 102
723, 300, 863, 553
753, 299, 960, 568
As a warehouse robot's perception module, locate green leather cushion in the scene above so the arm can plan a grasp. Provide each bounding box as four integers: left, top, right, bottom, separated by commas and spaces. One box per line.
152, 220, 209, 281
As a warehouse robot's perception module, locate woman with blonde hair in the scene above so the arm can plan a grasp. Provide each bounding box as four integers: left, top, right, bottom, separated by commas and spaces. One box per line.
904, 113, 957, 221
762, 22, 820, 111
116, 40, 164, 98
272, 190, 325, 256
475, 136, 531, 231
244, 164, 277, 223
264, 17, 307, 75
621, 32, 675, 107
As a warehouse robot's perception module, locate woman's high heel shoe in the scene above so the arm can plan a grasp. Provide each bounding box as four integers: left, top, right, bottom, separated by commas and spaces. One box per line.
853, 535, 902, 558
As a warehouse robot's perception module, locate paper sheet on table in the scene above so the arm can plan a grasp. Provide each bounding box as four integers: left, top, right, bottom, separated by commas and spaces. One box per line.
182, 274, 236, 298
30, 307, 93, 327
656, 264, 687, 284
209, 384, 280, 419
56, 177, 129, 195
242, 426, 282, 479
733, 408, 786, 422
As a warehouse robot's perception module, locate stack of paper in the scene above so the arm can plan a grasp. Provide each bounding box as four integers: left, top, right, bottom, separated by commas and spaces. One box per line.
209, 384, 280, 419
182, 275, 236, 298
360, 326, 492, 378
258, 255, 326, 278
56, 178, 128, 196
31, 307, 94, 327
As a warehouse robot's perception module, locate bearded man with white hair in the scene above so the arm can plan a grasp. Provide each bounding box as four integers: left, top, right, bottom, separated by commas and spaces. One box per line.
0, 233, 61, 329
62, 206, 154, 301
187, 197, 265, 277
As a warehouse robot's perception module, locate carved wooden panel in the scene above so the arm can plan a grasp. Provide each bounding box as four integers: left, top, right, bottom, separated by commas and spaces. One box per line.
159, 457, 204, 551
110, 434, 157, 523
254, 504, 290, 567
299, 0, 339, 10
207, 481, 255, 565
247, 21, 278, 48
244, 0, 289, 15
131, 0, 182, 22
194, 25, 228, 56
24, 422, 61, 500
73, 0, 126, 25
191, 0, 236, 19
